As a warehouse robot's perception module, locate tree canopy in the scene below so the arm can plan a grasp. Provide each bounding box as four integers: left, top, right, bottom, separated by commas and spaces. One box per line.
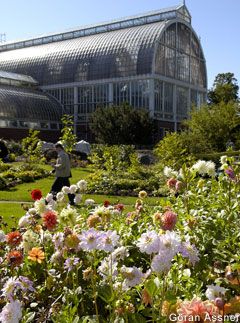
90, 103, 154, 145
208, 72, 239, 104
182, 101, 240, 152
154, 101, 240, 168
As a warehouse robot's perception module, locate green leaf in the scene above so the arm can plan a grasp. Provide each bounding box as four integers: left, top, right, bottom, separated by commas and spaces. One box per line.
127, 313, 146, 322
72, 316, 80, 323
24, 312, 36, 322
145, 278, 158, 297
98, 284, 114, 303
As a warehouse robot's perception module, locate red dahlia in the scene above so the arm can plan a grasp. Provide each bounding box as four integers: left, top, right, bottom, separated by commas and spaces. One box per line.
104, 200, 110, 207
42, 210, 58, 231
7, 231, 22, 246
7, 250, 23, 267
31, 189, 43, 201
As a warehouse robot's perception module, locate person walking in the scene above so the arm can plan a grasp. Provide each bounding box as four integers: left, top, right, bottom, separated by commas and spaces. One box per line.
50, 143, 75, 205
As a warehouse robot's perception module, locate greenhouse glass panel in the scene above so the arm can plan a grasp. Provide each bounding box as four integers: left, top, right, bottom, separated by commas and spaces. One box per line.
176, 86, 188, 119
165, 47, 175, 78
154, 80, 163, 114
176, 51, 190, 82
190, 89, 198, 107
164, 83, 173, 119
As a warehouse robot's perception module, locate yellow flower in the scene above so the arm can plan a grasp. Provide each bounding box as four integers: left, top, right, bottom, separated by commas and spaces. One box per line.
34, 225, 42, 233
28, 247, 45, 263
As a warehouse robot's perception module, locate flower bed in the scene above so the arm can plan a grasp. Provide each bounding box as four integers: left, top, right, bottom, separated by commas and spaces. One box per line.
0, 162, 50, 189
0, 156, 239, 322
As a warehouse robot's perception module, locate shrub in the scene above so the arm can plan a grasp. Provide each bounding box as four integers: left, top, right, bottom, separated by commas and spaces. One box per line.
18, 170, 42, 183
0, 176, 7, 189
86, 145, 169, 196
154, 132, 195, 169
89, 144, 139, 172
21, 129, 43, 164
7, 140, 23, 156
0, 163, 49, 189
0, 161, 10, 172
7, 153, 16, 162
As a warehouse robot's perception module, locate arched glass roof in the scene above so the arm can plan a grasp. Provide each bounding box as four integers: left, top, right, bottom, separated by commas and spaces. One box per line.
0, 4, 206, 89
0, 85, 63, 121
0, 22, 166, 85
0, 4, 190, 53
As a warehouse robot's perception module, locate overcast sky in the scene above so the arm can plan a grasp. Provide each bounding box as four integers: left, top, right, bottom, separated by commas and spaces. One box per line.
1, 0, 239, 88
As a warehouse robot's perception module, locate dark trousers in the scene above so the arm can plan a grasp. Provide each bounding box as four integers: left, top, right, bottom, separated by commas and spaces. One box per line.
50, 177, 75, 205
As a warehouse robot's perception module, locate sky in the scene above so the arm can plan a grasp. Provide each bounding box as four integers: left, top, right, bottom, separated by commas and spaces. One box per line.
0, 0, 239, 89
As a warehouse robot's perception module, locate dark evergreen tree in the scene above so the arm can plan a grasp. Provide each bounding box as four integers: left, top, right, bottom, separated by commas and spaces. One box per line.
90, 103, 154, 145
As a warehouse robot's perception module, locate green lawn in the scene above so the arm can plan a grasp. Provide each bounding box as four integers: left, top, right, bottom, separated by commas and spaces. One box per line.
0, 167, 92, 202
0, 164, 162, 226
0, 203, 26, 228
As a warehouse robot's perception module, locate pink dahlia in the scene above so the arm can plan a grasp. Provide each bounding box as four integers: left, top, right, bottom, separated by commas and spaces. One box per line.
161, 210, 177, 231
177, 297, 219, 322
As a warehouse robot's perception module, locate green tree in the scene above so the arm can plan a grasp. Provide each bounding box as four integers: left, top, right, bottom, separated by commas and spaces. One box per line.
90, 103, 154, 145
154, 101, 240, 168
59, 115, 77, 153
208, 72, 239, 104
183, 101, 240, 152
21, 129, 42, 164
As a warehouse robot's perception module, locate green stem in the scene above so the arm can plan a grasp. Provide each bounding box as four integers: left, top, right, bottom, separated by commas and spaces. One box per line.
91, 251, 100, 323
159, 275, 166, 321
228, 180, 232, 212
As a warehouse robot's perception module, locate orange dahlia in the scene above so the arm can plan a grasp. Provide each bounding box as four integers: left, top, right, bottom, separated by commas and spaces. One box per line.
6, 231, 22, 247
28, 247, 45, 263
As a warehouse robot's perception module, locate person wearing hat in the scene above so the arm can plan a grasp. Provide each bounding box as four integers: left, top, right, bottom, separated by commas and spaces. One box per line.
50, 143, 75, 205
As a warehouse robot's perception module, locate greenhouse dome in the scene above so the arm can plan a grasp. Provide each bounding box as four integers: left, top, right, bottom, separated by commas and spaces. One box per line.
0, 84, 63, 140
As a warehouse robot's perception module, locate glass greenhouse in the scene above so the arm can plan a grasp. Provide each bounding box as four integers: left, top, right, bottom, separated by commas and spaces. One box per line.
0, 85, 63, 130
0, 3, 207, 140
0, 72, 63, 140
